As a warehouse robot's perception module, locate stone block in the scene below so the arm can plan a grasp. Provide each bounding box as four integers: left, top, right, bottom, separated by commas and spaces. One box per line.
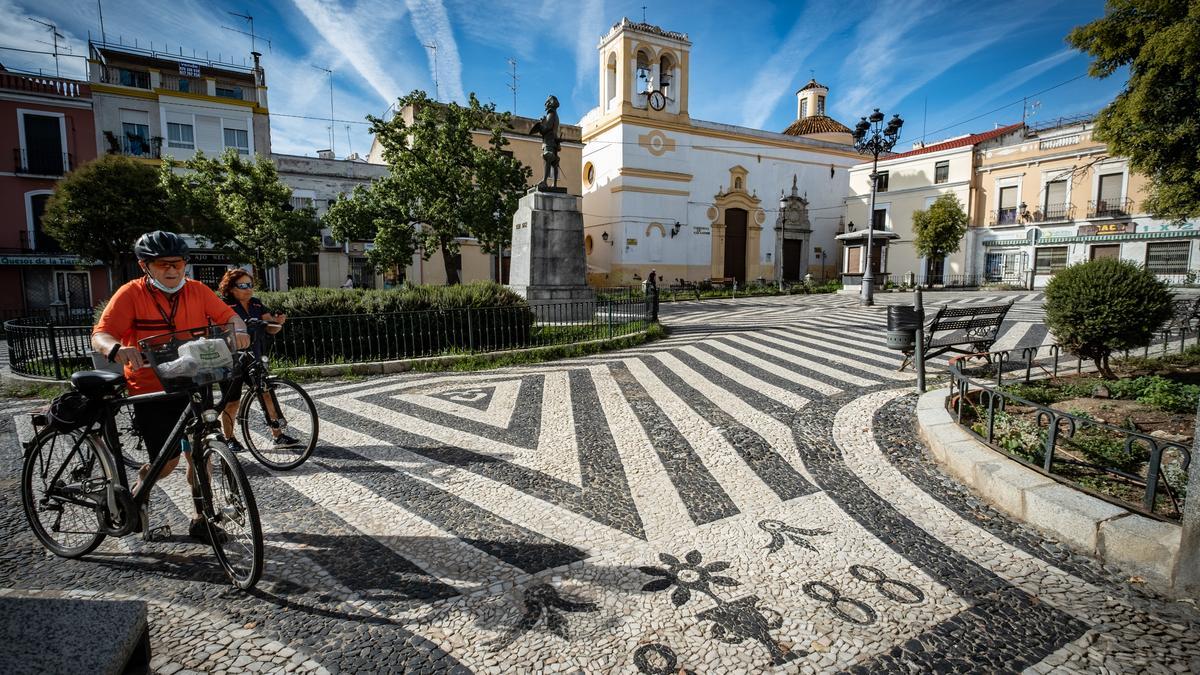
1098, 515, 1181, 585
0, 596, 149, 673
1023, 483, 1127, 554
916, 389, 950, 413
973, 460, 1055, 519
941, 439, 1000, 484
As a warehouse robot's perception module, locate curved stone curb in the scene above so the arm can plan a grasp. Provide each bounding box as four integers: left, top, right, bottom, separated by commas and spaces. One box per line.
915, 388, 1184, 594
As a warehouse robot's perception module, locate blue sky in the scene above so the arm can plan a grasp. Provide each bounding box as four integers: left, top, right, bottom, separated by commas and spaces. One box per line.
4, 0, 1125, 158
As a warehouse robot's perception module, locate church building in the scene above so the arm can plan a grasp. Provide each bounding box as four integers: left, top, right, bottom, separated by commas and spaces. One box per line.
580, 18, 863, 286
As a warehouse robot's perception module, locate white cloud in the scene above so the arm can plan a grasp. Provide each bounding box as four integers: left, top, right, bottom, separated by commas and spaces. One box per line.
404, 0, 465, 103
290, 0, 413, 105
736, 4, 857, 129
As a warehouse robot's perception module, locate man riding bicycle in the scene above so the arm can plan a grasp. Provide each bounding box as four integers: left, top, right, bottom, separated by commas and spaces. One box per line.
91, 230, 251, 542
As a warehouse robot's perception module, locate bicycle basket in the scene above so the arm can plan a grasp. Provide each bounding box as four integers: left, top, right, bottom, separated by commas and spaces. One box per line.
139, 325, 238, 393
46, 390, 100, 432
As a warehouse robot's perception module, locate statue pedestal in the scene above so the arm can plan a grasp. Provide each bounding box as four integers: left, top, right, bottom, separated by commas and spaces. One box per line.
508, 190, 594, 319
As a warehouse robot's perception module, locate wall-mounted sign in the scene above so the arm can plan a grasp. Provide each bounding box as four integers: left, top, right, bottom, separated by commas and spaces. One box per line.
626, 238, 638, 246
1078, 222, 1132, 236
693, 227, 710, 235
179, 62, 202, 78
0, 255, 86, 266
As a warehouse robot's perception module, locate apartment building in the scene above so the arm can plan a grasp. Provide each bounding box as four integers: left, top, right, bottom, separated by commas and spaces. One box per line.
273, 152, 389, 289
973, 116, 1197, 288
843, 122, 1024, 287
0, 69, 104, 320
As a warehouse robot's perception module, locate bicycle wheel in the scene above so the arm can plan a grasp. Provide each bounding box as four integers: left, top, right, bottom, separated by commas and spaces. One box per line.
197, 441, 263, 590
21, 428, 108, 558
239, 377, 318, 471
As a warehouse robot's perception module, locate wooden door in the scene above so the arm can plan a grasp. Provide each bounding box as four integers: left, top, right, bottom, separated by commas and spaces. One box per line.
724, 208, 747, 282
782, 239, 803, 280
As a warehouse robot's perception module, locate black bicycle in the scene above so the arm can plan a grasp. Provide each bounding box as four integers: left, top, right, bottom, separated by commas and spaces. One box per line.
224, 319, 319, 471
20, 325, 265, 590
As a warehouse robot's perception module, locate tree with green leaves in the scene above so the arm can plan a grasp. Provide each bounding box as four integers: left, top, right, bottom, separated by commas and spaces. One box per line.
1068, 1, 1200, 220
326, 90, 530, 284
161, 149, 320, 285
42, 154, 174, 281
911, 193, 968, 283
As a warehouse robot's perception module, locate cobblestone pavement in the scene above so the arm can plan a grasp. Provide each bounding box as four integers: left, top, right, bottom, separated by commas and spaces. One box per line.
2, 290, 1199, 674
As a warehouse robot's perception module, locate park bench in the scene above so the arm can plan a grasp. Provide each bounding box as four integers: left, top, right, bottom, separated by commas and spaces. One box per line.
710, 277, 736, 290
668, 279, 701, 301
899, 299, 1015, 371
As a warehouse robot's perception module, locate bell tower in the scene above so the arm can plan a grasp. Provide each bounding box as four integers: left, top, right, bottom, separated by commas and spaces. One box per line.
596, 17, 691, 120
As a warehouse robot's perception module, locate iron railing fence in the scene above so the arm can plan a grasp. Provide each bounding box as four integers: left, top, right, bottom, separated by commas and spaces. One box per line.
946, 328, 1197, 521
1027, 203, 1075, 223
1089, 198, 1134, 219
12, 148, 71, 176
5, 298, 652, 379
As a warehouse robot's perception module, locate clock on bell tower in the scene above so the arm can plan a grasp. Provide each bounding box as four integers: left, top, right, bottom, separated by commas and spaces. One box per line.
596, 17, 690, 122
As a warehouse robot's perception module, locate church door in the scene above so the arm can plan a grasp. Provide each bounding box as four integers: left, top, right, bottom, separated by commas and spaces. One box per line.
782, 239, 803, 280
724, 208, 747, 282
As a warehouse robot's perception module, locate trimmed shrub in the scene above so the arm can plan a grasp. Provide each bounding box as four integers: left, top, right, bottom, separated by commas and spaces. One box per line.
257, 282, 535, 364
1043, 258, 1173, 378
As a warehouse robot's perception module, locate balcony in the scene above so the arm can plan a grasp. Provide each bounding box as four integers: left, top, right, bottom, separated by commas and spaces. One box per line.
1027, 203, 1075, 223
103, 131, 161, 159
1089, 198, 1133, 219
98, 66, 151, 89
159, 75, 204, 94
12, 148, 71, 176
990, 207, 1020, 226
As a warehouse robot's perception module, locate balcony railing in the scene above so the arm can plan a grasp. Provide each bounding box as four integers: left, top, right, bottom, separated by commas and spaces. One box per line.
0, 72, 88, 98
98, 66, 151, 89
12, 148, 70, 176
159, 75, 204, 94
104, 131, 161, 159
990, 207, 1019, 226
1089, 198, 1133, 219
1027, 203, 1075, 223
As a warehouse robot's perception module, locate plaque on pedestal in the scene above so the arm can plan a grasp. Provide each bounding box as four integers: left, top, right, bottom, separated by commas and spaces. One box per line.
508, 189, 594, 319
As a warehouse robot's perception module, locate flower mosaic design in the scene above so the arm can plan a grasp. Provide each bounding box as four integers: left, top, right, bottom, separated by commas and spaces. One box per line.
487, 583, 598, 651
639, 550, 739, 607
758, 519, 833, 554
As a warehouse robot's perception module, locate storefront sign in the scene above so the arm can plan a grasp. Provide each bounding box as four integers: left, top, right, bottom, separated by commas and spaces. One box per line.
179, 62, 202, 78
0, 255, 84, 266
1077, 222, 1132, 236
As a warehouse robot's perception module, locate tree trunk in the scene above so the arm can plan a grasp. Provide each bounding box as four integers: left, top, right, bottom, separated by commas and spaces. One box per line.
253, 256, 268, 288
441, 244, 460, 285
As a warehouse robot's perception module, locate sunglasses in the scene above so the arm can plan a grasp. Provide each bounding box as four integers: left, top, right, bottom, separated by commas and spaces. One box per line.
149, 259, 187, 270
234, 282, 254, 290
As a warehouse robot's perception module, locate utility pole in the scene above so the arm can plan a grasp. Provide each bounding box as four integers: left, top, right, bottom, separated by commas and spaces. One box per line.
506, 58, 518, 114
313, 65, 335, 155
424, 42, 439, 100
29, 18, 64, 76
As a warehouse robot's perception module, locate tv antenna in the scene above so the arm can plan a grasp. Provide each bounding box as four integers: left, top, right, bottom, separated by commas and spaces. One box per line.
1022, 98, 1041, 125
424, 42, 439, 100
223, 11, 272, 53
506, 58, 518, 113
313, 65, 335, 155
28, 18, 64, 76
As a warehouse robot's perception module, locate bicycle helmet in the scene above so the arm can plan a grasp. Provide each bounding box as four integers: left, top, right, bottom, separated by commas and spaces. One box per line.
134, 230, 190, 261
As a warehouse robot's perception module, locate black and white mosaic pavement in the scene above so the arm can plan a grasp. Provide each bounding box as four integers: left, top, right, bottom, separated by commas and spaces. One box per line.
3, 290, 1199, 674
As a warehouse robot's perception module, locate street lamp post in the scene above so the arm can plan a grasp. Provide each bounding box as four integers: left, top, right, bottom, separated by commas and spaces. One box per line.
852, 109, 904, 306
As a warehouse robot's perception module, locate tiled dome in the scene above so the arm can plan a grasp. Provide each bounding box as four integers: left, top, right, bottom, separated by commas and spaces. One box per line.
782, 115, 852, 136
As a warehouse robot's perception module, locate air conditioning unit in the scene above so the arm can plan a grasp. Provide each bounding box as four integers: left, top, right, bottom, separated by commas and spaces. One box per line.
321, 235, 340, 249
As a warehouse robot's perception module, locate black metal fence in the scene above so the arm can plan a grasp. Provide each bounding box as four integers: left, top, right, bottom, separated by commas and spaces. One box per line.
5, 298, 652, 379
946, 329, 1196, 521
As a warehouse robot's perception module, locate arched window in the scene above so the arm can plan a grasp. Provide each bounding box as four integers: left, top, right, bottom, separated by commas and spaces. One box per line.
605, 53, 617, 109
734, 177, 743, 190
585, 235, 594, 256
635, 50, 652, 93
658, 53, 674, 96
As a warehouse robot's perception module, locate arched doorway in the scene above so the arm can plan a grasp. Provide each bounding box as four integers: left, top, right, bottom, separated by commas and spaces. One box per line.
724, 208, 748, 282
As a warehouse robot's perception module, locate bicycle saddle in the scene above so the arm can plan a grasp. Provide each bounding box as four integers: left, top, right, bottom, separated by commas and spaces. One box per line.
71, 370, 127, 397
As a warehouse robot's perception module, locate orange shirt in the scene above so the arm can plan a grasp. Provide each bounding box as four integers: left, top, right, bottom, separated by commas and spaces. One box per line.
94, 278, 236, 394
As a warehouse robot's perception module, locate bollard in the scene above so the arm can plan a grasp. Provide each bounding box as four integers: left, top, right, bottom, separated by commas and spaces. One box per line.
1177, 401, 1200, 598
914, 289, 926, 393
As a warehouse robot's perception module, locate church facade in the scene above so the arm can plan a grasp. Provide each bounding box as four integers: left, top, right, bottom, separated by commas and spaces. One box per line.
580, 18, 863, 286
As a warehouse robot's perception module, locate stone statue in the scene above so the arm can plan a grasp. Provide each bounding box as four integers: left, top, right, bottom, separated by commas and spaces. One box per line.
529, 95, 562, 190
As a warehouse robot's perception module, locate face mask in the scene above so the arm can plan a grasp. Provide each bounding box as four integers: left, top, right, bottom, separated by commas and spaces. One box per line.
147, 275, 186, 294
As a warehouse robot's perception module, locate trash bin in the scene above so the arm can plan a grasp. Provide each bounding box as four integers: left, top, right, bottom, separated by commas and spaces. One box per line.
886, 305, 920, 351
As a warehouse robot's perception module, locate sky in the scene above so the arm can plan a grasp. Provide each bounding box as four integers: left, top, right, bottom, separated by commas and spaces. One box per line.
2, 0, 1127, 158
